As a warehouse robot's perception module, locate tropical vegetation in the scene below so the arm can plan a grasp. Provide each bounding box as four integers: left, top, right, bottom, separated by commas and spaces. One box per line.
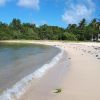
0, 18, 100, 41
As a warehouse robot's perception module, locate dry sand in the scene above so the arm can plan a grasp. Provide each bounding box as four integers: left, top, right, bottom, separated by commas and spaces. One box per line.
0, 40, 100, 100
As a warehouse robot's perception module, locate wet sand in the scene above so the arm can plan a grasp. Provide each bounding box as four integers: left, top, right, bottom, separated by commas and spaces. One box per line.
0, 40, 100, 100
0, 43, 60, 94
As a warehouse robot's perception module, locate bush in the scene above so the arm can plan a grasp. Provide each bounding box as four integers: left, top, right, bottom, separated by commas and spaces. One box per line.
62, 32, 78, 41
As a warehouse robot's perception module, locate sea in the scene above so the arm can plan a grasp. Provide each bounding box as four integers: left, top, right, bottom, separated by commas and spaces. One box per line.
0, 43, 63, 100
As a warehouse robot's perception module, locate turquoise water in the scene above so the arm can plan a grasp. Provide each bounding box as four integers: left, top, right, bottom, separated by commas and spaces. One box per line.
0, 43, 60, 93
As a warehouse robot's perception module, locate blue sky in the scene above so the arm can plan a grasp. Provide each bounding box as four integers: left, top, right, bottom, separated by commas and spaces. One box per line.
0, 0, 99, 27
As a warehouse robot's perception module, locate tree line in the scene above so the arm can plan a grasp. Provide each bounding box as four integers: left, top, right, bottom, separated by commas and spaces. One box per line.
0, 18, 100, 41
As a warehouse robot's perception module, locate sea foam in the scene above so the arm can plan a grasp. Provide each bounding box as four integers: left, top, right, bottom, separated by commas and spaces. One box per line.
0, 46, 64, 100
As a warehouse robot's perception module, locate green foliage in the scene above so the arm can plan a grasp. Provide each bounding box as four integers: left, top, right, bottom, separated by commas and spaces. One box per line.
0, 18, 100, 41
62, 32, 77, 40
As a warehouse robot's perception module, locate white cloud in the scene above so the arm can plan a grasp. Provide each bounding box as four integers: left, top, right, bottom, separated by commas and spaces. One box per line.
0, 0, 9, 6
62, 0, 95, 24
17, 0, 40, 10
41, 20, 47, 25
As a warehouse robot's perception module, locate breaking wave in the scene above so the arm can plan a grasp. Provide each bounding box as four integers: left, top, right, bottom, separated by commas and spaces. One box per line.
0, 46, 64, 100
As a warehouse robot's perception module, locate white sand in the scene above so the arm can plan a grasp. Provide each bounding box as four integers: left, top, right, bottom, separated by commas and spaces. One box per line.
0, 40, 100, 100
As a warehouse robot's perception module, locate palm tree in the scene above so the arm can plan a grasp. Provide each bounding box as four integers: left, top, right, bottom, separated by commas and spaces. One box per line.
10, 18, 21, 30
67, 24, 71, 30
79, 18, 86, 29
90, 18, 97, 29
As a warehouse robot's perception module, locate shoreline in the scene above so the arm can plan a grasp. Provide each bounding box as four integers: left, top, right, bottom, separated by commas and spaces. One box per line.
0, 40, 100, 100
0, 41, 65, 100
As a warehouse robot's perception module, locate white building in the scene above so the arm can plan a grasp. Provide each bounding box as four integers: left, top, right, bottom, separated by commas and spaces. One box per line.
98, 34, 100, 41
91, 34, 100, 42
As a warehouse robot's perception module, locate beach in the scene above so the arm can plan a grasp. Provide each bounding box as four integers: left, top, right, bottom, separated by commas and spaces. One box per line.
0, 43, 60, 94
0, 40, 100, 100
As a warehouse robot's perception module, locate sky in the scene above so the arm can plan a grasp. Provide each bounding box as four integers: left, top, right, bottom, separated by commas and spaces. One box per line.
0, 0, 99, 27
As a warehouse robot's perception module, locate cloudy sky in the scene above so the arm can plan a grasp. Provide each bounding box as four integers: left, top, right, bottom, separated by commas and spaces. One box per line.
0, 0, 99, 27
